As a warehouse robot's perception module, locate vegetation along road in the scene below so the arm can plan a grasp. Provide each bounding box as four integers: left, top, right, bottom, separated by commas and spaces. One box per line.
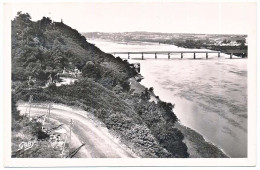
17, 103, 137, 158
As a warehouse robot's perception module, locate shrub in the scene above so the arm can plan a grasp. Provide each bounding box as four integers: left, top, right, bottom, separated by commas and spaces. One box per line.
113, 84, 123, 94
12, 92, 21, 121
82, 61, 101, 79
154, 126, 188, 158
148, 87, 154, 92
141, 88, 150, 100
120, 81, 130, 92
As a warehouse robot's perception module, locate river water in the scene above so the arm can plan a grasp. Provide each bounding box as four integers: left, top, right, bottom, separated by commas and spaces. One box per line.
88, 39, 247, 158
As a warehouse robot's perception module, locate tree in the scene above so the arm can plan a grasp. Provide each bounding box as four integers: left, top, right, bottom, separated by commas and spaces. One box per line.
11, 92, 20, 121
13, 12, 34, 44
82, 61, 101, 79
222, 39, 231, 44
39, 17, 52, 30
236, 39, 246, 46
149, 87, 154, 92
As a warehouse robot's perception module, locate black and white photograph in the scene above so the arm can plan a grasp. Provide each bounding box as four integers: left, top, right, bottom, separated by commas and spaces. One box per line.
2, 0, 258, 167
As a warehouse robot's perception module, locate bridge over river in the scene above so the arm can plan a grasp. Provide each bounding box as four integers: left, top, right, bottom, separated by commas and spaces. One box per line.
108, 50, 247, 60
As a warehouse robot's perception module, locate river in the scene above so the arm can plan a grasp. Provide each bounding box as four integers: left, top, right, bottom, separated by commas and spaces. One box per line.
88, 39, 247, 158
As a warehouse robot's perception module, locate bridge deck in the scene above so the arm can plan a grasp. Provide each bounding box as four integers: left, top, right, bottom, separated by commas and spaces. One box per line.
108, 50, 246, 59
108, 51, 220, 54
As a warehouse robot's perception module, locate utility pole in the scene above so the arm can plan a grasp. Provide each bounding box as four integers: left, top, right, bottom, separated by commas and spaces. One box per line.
45, 103, 51, 132
47, 103, 51, 122
69, 119, 73, 151
27, 95, 33, 119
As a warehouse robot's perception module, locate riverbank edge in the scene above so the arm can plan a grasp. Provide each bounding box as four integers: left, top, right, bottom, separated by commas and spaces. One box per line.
174, 123, 229, 158
130, 75, 228, 158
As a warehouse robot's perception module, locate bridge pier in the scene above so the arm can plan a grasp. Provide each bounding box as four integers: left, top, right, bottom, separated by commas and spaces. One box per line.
142, 52, 144, 60
181, 53, 183, 59
206, 52, 208, 59
194, 53, 196, 59
168, 53, 170, 59
128, 52, 130, 59
155, 53, 157, 59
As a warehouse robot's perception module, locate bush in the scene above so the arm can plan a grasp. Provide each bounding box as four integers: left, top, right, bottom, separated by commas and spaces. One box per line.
48, 83, 57, 90
82, 61, 101, 79
105, 112, 133, 131
120, 81, 130, 92
12, 92, 21, 121
155, 126, 188, 158
141, 88, 150, 100
113, 84, 123, 94
148, 87, 154, 92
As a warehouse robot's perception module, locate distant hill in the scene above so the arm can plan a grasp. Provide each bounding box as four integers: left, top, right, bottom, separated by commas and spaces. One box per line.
83, 31, 247, 45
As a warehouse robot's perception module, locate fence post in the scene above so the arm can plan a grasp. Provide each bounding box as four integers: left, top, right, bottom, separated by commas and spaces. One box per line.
61, 135, 67, 158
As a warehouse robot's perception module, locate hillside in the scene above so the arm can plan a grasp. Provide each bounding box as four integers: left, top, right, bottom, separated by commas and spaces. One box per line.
11, 12, 190, 158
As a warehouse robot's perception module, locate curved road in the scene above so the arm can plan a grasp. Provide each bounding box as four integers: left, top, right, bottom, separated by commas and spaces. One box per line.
17, 103, 136, 158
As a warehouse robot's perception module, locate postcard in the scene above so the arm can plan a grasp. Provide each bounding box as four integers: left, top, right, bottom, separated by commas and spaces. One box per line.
2, 0, 257, 167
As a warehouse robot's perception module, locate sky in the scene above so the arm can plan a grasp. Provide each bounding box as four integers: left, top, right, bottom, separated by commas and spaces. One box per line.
6, 1, 256, 34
